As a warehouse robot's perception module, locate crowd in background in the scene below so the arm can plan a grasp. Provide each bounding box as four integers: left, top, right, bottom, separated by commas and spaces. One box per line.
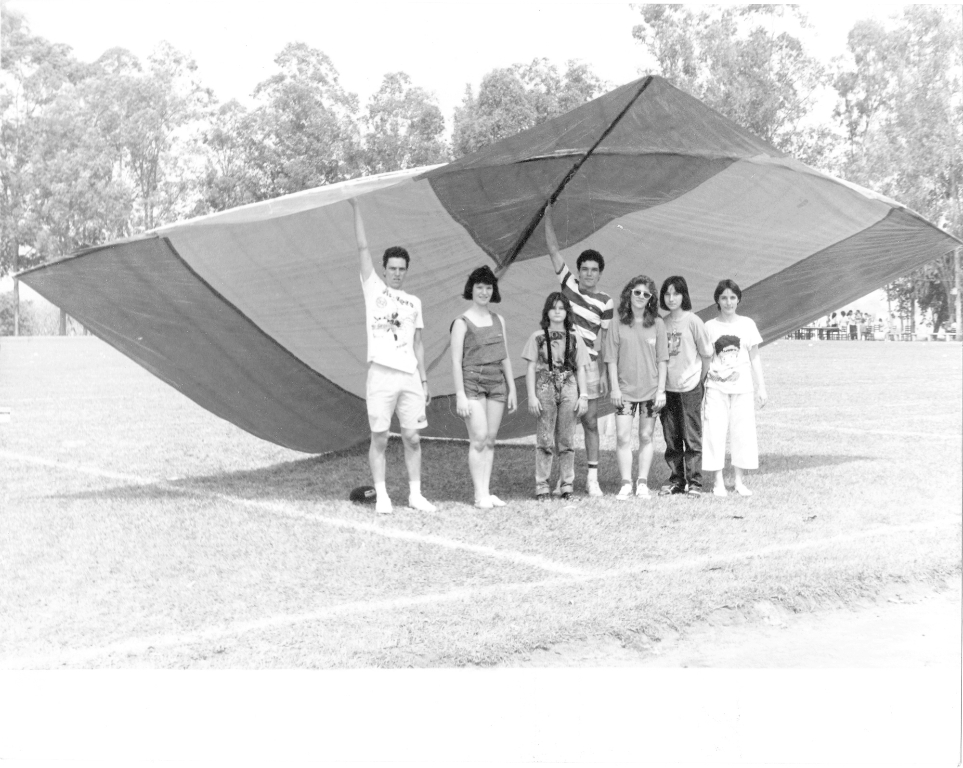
791, 309, 958, 341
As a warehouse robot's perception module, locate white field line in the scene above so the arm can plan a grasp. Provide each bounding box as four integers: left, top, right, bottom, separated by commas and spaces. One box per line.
2, 451, 160, 484
615, 518, 962, 576
1, 449, 588, 577
3, 517, 958, 670
759, 421, 962, 441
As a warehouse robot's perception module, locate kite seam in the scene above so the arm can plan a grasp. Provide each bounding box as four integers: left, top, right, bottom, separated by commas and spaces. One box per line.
159, 236, 366, 407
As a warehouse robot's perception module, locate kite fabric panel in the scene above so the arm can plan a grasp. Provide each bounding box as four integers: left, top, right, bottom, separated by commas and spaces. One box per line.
19, 75, 961, 454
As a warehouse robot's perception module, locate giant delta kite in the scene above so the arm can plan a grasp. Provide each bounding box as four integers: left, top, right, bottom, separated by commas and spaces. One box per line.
19, 76, 961, 453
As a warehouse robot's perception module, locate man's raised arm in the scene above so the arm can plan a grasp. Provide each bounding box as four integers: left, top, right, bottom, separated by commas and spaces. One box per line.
543, 202, 567, 276
349, 197, 375, 281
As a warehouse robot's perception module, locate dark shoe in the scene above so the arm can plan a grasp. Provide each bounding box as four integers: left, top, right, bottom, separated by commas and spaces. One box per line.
560, 491, 572, 500
658, 485, 685, 497
686, 487, 703, 498
536, 493, 551, 502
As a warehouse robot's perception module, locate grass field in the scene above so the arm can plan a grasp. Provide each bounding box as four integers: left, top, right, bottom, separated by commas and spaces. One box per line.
0, 335, 960, 669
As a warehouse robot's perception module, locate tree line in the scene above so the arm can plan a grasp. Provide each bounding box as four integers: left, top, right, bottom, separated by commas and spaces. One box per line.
2, 4, 960, 335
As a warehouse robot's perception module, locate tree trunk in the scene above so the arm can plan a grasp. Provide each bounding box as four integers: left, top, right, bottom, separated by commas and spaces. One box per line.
12, 245, 19, 336
956, 246, 962, 341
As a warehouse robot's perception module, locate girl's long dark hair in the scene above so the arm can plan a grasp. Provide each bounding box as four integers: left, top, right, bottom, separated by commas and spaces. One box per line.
618, 275, 658, 328
539, 292, 574, 369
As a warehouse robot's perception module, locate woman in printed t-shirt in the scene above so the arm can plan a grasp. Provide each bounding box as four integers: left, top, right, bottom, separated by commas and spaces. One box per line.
603, 275, 668, 501
450, 266, 517, 509
658, 276, 713, 498
703, 279, 768, 497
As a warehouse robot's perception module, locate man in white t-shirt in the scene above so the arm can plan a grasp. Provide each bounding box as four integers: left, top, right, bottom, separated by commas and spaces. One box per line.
350, 198, 436, 514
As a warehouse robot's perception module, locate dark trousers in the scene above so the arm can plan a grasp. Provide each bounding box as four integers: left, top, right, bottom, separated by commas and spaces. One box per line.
659, 382, 705, 490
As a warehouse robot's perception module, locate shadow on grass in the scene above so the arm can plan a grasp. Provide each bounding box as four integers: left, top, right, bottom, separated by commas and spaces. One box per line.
49, 437, 872, 506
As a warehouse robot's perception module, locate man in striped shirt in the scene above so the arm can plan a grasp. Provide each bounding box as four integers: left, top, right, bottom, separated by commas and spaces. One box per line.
543, 202, 615, 497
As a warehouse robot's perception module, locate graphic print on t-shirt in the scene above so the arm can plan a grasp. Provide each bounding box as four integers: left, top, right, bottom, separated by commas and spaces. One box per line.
373, 292, 414, 344
708, 334, 741, 384
667, 330, 682, 357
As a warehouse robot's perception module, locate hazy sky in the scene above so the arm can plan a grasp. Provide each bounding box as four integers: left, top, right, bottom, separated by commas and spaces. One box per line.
6, 1, 912, 119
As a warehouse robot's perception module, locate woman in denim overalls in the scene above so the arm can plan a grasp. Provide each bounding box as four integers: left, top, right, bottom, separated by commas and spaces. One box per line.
522, 293, 590, 500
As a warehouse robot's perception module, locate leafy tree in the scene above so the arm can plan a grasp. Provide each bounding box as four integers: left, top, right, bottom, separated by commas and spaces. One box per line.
241, 43, 362, 200
452, 59, 607, 157
0, 6, 88, 333
835, 6, 963, 334
84, 43, 213, 230
361, 72, 448, 174
195, 99, 259, 214
632, 4, 833, 165
0, 6, 80, 276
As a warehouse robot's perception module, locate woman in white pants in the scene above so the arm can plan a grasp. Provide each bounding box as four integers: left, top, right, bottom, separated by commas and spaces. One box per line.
703, 279, 768, 497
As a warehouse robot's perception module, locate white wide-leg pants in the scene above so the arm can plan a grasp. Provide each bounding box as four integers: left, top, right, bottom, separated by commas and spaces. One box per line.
702, 388, 758, 471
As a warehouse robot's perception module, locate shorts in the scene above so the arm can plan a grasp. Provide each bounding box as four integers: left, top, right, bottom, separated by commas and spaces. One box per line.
615, 399, 659, 418
462, 362, 507, 402
366, 363, 428, 433
584, 358, 602, 399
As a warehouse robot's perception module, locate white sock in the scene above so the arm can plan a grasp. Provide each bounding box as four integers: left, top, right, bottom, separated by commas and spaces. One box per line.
409, 480, 422, 498
587, 467, 598, 482
375, 481, 388, 499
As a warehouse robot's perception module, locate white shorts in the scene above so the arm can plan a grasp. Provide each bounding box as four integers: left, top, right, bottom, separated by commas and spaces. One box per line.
584, 358, 602, 399
366, 363, 428, 433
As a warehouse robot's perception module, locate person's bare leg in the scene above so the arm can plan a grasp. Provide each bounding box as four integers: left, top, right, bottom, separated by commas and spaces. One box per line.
733, 466, 752, 496
636, 416, 656, 496
712, 468, 728, 497
482, 398, 506, 505
614, 414, 635, 498
370, 430, 393, 512
464, 401, 490, 505
582, 399, 602, 496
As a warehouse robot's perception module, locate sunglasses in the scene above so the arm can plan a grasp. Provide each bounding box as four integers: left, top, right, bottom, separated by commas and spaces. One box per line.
631, 289, 653, 299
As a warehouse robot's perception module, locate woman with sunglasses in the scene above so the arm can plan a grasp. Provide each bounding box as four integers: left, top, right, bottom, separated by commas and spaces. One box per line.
603, 276, 668, 500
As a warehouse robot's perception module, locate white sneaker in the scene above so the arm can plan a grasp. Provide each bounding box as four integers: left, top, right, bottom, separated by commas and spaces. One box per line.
488, 495, 506, 507
712, 486, 728, 498
586, 479, 603, 497
635, 484, 650, 499
474, 497, 494, 509
375, 496, 393, 514
733, 484, 753, 497
616, 482, 633, 500
408, 494, 437, 512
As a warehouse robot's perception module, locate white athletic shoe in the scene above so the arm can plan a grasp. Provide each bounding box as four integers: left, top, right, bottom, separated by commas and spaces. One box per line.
408, 494, 437, 512
733, 484, 753, 497
616, 482, 634, 500
586, 479, 603, 497
712, 486, 728, 498
487, 495, 507, 507
474, 497, 494, 509
635, 484, 650, 499
375, 496, 393, 514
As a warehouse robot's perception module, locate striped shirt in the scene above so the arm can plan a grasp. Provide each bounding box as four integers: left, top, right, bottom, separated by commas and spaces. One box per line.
557, 263, 614, 360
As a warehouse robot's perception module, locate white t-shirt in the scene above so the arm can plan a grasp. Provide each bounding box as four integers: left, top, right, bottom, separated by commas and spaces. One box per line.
361, 271, 423, 373
705, 315, 762, 395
